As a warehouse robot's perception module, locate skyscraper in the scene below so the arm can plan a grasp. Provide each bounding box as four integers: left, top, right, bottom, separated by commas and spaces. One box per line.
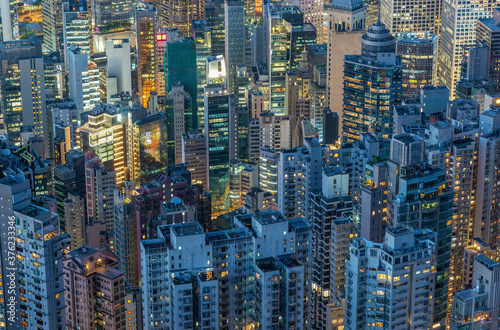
326, 0, 365, 132
105, 39, 132, 101
165, 33, 198, 131
67, 45, 100, 113
127, 113, 168, 184
204, 84, 235, 216
342, 21, 402, 142
0, 37, 51, 158
380, 0, 438, 33
42, 0, 62, 52
345, 227, 437, 329
477, 8, 500, 88
396, 32, 437, 99
136, 2, 157, 107
225, 1, 245, 94
438, 0, 497, 98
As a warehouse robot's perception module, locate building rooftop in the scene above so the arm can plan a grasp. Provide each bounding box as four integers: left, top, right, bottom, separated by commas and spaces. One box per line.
171, 221, 204, 237
475, 254, 500, 270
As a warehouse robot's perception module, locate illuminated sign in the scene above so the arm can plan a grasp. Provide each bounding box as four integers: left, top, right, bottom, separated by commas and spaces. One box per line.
156, 34, 167, 41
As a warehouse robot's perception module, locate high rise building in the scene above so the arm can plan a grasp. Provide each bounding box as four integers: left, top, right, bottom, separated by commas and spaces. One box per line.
165, 33, 198, 131
225, 1, 245, 94
284, 0, 324, 42
77, 104, 126, 187
396, 32, 437, 99
204, 84, 235, 216
91, 0, 136, 28
127, 113, 168, 184
388, 134, 453, 330
342, 20, 402, 142
42, 0, 62, 53
205, 0, 226, 57
105, 39, 132, 101
114, 182, 139, 286
477, 8, 500, 88
309, 167, 353, 328
182, 131, 209, 190
65, 191, 86, 249
157, 0, 205, 36
229, 159, 258, 210
14, 203, 68, 329
136, 2, 157, 107
380, 0, 438, 33
165, 82, 192, 165
450, 255, 500, 329
62, 5, 91, 70
67, 45, 100, 113
475, 109, 500, 249
85, 153, 117, 233
0, 37, 51, 158
345, 227, 437, 329
193, 20, 212, 126
64, 244, 126, 330
326, 0, 365, 130
438, 0, 497, 98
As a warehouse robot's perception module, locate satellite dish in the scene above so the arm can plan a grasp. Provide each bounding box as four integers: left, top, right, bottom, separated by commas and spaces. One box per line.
14, 174, 25, 183
2, 149, 10, 156
172, 197, 181, 204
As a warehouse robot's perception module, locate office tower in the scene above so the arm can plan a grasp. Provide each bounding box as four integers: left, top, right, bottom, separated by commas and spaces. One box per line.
266, 5, 317, 115
54, 150, 86, 230
165, 82, 193, 165
419, 85, 449, 115
380, 0, 437, 33
205, 0, 226, 57
65, 192, 86, 249
136, 2, 157, 107
396, 32, 437, 99
77, 104, 126, 187
157, 0, 205, 36
193, 20, 212, 126
13, 204, 68, 329
105, 39, 132, 101
388, 134, 453, 330
477, 8, 500, 88
234, 106, 250, 160
243, 187, 274, 213
266, 3, 292, 115
42, 0, 62, 52
67, 46, 100, 113
127, 113, 168, 184
44, 53, 64, 101
345, 227, 437, 329
182, 131, 209, 190
438, 0, 497, 98
204, 85, 235, 216
62, 5, 91, 71
91, 0, 136, 28
115, 182, 139, 286
323, 108, 339, 144
450, 255, 500, 329
229, 159, 258, 211
85, 153, 117, 232
475, 109, 500, 249
0, 37, 51, 158
64, 245, 126, 330
342, 21, 402, 142
309, 167, 353, 328
326, 0, 365, 131
225, 1, 245, 94
165, 33, 198, 131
